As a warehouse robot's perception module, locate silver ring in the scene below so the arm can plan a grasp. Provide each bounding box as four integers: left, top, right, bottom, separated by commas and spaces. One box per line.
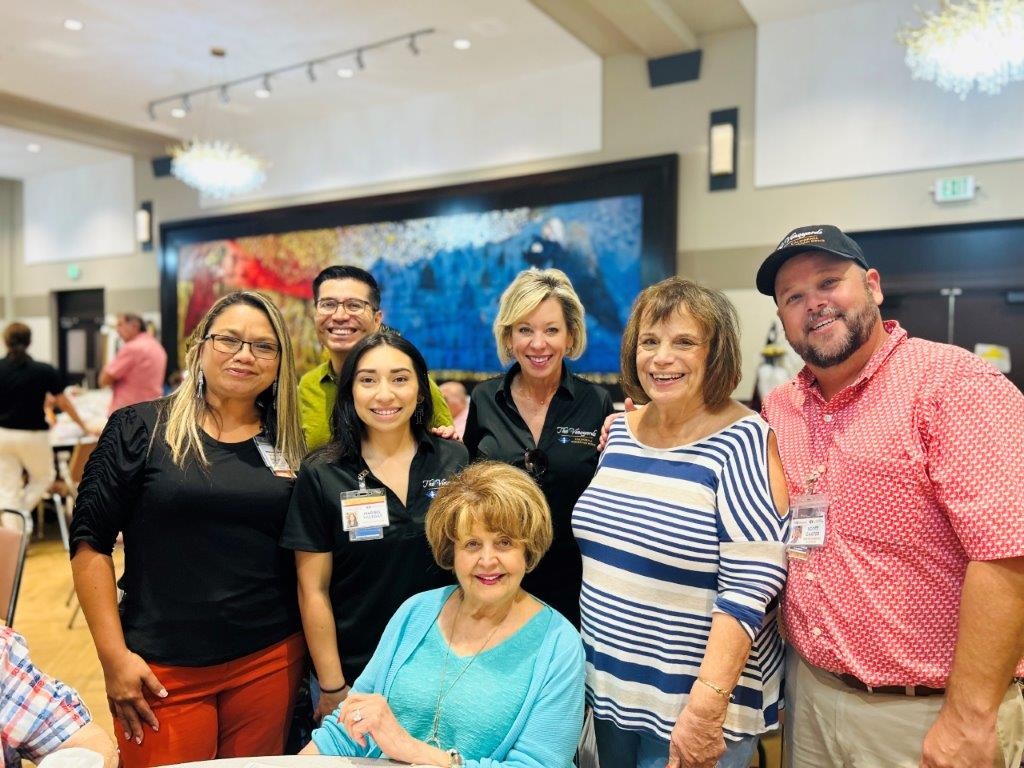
352, 709, 363, 723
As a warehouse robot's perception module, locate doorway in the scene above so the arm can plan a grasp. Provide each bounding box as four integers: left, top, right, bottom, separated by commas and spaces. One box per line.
880, 287, 1024, 392
55, 289, 105, 387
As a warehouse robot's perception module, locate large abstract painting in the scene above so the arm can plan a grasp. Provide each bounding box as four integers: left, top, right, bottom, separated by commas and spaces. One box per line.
162, 155, 677, 382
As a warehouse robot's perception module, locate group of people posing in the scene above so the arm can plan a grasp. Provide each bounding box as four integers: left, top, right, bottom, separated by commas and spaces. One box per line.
60, 223, 1023, 768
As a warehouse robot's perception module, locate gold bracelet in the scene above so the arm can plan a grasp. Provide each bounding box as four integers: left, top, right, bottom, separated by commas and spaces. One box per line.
696, 677, 733, 700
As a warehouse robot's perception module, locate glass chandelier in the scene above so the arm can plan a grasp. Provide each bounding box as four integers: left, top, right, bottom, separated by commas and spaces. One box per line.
900, 0, 1024, 98
170, 139, 267, 199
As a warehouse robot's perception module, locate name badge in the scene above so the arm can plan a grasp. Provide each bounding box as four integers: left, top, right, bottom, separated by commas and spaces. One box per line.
788, 492, 828, 560
341, 488, 389, 542
253, 436, 295, 478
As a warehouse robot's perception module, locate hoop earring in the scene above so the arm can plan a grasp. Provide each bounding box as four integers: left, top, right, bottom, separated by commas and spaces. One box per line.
195, 371, 205, 400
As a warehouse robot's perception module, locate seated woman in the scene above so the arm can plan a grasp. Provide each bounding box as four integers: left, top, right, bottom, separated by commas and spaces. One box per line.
301, 461, 586, 768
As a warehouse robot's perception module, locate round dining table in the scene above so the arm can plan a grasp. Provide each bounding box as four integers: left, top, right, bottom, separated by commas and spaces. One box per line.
171, 756, 432, 768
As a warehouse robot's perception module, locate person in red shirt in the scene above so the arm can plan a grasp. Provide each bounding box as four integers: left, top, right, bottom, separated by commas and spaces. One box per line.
100, 313, 167, 413
757, 225, 1024, 768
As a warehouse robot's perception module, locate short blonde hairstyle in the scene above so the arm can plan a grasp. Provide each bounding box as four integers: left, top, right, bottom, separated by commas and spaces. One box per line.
620, 277, 741, 409
492, 268, 587, 366
426, 461, 553, 573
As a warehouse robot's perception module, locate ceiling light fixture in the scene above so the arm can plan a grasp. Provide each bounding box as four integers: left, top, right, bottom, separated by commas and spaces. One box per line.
168, 47, 267, 199
900, 0, 1024, 98
172, 140, 267, 199
146, 28, 435, 119
26, 143, 41, 154
219, 85, 230, 104
255, 74, 272, 98
170, 106, 187, 119
63, 19, 84, 31
453, 38, 472, 50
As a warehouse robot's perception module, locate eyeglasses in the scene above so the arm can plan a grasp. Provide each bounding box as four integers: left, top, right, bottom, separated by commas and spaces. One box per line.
315, 297, 376, 316
522, 449, 548, 480
204, 334, 280, 360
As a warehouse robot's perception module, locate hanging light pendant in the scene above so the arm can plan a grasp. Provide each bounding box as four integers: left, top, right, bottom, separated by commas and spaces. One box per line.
900, 0, 1024, 98
171, 139, 267, 199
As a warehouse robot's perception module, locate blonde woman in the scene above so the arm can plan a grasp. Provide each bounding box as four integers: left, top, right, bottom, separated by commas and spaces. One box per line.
71, 291, 306, 768
464, 268, 614, 628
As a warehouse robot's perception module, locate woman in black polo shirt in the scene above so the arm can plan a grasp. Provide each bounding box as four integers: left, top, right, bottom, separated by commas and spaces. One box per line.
464, 268, 614, 628
282, 331, 467, 721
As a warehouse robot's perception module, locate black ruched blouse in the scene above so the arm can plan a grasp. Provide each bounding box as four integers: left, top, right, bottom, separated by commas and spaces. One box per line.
70, 400, 300, 666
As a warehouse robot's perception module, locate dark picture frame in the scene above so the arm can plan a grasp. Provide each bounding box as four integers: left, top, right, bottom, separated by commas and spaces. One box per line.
159, 153, 678, 380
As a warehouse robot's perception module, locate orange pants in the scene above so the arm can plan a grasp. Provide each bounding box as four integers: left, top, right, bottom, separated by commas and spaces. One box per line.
116, 633, 306, 768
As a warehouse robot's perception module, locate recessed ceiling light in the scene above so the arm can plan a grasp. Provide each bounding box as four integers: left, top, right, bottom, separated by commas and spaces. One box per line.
26, 143, 41, 153
453, 38, 472, 51
63, 18, 84, 31
170, 107, 187, 119
336, 67, 355, 79
254, 87, 271, 99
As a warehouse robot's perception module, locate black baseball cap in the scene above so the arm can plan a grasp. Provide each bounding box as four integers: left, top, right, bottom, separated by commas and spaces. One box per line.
756, 225, 868, 297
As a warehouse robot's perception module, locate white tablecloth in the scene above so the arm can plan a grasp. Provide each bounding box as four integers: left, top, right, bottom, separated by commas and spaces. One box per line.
170, 756, 425, 768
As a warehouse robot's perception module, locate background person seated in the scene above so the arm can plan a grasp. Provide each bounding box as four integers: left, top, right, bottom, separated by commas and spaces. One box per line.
1, 627, 118, 768
301, 461, 585, 768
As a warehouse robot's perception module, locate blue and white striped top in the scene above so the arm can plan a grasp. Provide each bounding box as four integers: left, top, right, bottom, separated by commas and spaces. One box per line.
571, 414, 788, 742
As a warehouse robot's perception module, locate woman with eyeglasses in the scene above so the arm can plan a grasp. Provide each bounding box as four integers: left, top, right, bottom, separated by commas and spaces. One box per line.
70, 291, 306, 768
573, 278, 789, 768
464, 268, 614, 628
281, 330, 468, 723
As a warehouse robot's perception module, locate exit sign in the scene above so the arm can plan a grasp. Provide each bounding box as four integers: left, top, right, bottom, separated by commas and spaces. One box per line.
933, 175, 976, 203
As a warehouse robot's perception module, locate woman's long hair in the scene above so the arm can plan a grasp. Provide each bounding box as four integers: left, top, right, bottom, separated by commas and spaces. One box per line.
161, 291, 306, 470
3, 323, 32, 364
329, 331, 433, 461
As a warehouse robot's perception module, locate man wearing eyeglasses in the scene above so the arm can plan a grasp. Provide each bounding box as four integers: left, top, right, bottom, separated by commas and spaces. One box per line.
299, 266, 453, 451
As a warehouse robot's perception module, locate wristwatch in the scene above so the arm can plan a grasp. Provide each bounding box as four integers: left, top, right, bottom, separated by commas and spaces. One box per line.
446, 748, 464, 767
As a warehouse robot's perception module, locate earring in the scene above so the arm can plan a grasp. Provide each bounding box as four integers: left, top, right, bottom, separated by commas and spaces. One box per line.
195, 371, 205, 400
272, 379, 278, 399
415, 405, 424, 425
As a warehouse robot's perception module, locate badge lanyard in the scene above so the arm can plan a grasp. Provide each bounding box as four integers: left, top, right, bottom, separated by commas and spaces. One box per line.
788, 463, 829, 561
341, 469, 389, 542
253, 436, 296, 479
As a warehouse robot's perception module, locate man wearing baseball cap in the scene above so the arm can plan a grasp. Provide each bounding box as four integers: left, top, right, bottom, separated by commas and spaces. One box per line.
758, 225, 1024, 767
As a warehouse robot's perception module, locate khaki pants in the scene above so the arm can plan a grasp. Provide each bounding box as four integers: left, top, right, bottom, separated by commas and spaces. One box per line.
0, 427, 53, 517
784, 651, 1024, 768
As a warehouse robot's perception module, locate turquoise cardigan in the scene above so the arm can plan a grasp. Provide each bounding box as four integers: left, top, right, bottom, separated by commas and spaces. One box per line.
311, 585, 586, 767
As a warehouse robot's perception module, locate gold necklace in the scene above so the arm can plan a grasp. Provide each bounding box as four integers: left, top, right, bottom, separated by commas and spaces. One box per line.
426, 590, 515, 748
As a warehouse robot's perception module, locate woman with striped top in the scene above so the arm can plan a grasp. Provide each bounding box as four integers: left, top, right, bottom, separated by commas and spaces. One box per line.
572, 277, 790, 768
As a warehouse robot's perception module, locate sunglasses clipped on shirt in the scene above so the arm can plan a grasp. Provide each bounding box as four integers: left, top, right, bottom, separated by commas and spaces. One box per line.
204, 334, 281, 360
522, 449, 549, 480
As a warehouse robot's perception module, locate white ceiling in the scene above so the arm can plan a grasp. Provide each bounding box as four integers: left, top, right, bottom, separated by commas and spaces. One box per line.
0, 0, 870, 183
0, 0, 596, 179
0, 124, 125, 179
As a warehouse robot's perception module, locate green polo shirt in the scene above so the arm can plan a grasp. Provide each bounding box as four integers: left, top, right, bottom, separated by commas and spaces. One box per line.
298, 360, 454, 451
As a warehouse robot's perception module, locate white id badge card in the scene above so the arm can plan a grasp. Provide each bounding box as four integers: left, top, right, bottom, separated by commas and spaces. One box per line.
788, 492, 828, 555
253, 436, 295, 478
340, 489, 389, 541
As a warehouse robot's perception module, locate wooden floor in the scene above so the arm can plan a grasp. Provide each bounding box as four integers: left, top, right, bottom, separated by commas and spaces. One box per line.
15, 528, 781, 767
15, 532, 118, 740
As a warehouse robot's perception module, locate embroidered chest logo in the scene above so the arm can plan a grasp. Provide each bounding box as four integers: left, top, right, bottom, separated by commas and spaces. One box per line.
556, 426, 599, 447
422, 477, 448, 498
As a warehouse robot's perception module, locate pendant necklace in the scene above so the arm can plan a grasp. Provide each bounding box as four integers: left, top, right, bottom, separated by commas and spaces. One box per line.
426, 589, 515, 748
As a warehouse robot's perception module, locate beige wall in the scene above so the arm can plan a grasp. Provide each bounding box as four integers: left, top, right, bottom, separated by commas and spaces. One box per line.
11, 26, 1024, 395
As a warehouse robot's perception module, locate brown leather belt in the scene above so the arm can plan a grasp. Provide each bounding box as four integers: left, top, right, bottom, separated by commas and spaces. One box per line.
834, 673, 945, 697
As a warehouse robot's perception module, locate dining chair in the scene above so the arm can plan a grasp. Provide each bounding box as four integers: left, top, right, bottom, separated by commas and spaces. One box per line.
0, 508, 32, 627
